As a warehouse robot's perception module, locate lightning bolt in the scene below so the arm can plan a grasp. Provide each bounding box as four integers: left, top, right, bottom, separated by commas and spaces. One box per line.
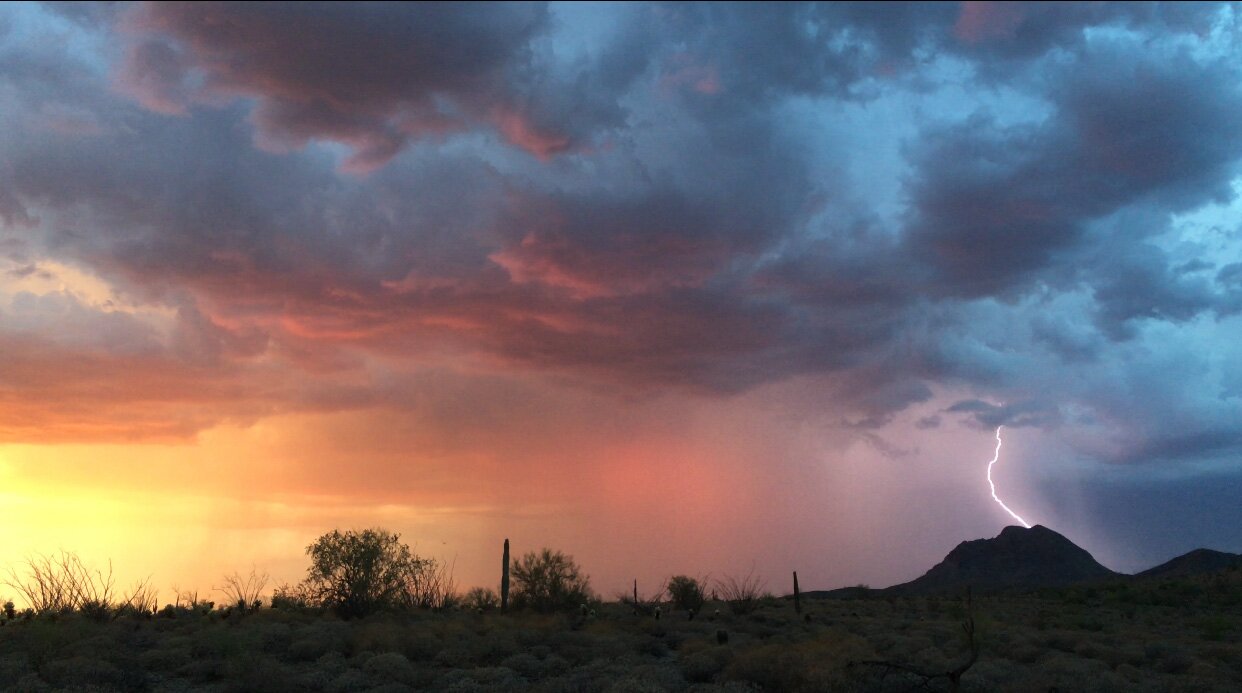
986, 425, 1031, 528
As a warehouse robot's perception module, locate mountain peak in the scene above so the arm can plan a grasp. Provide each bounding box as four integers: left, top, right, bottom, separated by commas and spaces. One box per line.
888, 525, 1118, 594
1137, 547, 1242, 579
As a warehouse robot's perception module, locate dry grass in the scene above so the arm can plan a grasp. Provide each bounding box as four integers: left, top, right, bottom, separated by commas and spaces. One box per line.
216, 567, 270, 611
715, 569, 767, 615
2, 552, 116, 619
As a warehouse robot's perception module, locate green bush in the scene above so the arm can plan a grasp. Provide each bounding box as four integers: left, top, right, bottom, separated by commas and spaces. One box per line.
463, 586, 500, 611
510, 548, 594, 613
1197, 615, 1231, 641
666, 575, 707, 613
301, 528, 435, 618
363, 651, 417, 685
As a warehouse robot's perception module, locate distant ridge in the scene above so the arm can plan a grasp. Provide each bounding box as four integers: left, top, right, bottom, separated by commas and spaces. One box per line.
802, 526, 1241, 599
1136, 548, 1242, 579
884, 525, 1119, 595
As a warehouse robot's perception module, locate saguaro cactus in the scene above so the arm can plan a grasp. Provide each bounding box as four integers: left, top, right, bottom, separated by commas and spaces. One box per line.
501, 538, 511, 613
793, 570, 802, 615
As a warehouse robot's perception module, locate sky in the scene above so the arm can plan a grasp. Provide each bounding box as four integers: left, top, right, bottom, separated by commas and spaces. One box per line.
2, 1, 1241, 603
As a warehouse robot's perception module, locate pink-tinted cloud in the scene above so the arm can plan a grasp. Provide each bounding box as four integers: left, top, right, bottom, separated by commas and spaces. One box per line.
954, 1, 1027, 44
118, 38, 194, 115
112, 2, 604, 166
492, 109, 574, 160
660, 54, 723, 96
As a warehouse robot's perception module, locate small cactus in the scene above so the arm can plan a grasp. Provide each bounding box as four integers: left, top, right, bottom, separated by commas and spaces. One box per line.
793, 570, 802, 615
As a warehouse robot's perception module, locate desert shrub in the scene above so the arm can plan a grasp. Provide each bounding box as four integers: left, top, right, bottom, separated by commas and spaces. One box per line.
1156, 650, 1195, 674
681, 645, 732, 682
400, 555, 458, 610
328, 668, 369, 692
138, 645, 193, 672
434, 646, 476, 668
171, 586, 215, 614
288, 635, 332, 662
301, 528, 436, 618
270, 582, 314, 612
606, 663, 687, 691
351, 621, 410, 656
40, 656, 125, 688
462, 586, 500, 611
501, 652, 545, 679
400, 631, 442, 661
216, 567, 269, 613
635, 632, 670, 657
115, 578, 159, 619
510, 548, 594, 613
726, 640, 848, 692
618, 581, 664, 616
78, 599, 110, 623
473, 632, 522, 662
667, 575, 708, 613
1143, 640, 1176, 661
437, 666, 525, 691
1043, 630, 1081, 653
1197, 614, 1232, 641
2, 552, 117, 618
221, 654, 299, 693
189, 625, 248, 661
363, 651, 417, 685
716, 570, 766, 616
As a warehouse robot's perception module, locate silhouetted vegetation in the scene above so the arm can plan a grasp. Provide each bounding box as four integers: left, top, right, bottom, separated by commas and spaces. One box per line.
510, 548, 594, 613
715, 568, 767, 615
300, 528, 454, 618
2, 532, 1240, 691
462, 586, 499, 612
667, 575, 708, 614
2, 551, 157, 622
215, 567, 269, 614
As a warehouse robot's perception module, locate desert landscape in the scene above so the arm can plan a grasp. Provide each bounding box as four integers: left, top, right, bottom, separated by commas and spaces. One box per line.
2, 525, 1239, 692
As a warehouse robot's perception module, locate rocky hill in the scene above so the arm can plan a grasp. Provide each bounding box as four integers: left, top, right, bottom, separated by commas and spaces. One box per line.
884, 525, 1120, 594
1136, 548, 1242, 579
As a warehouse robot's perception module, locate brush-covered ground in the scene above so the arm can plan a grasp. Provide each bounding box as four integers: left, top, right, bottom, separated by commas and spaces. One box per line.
2, 571, 1240, 693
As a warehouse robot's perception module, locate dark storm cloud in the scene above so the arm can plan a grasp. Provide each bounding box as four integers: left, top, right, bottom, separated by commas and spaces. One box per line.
903, 41, 1242, 299
949, 1, 1221, 63
1219, 263, 1242, 287
946, 399, 1062, 429
1, 1, 1240, 466
915, 415, 941, 430
118, 2, 561, 167
1087, 242, 1223, 339
653, 2, 953, 103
